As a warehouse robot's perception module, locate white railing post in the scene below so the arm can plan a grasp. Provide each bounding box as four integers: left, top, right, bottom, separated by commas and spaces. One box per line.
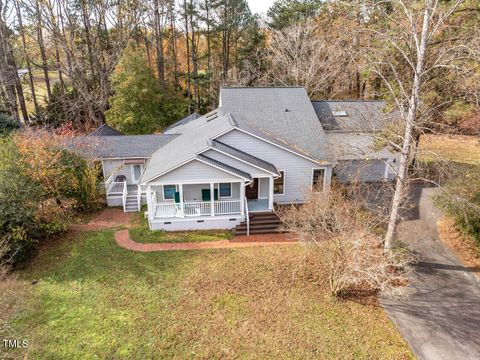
268, 176, 274, 210
244, 197, 250, 236
210, 183, 215, 216
137, 184, 142, 211
179, 184, 184, 217
240, 182, 245, 219
122, 180, 127, 212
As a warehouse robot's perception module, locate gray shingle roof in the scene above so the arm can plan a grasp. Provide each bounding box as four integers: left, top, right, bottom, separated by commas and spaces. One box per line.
164, 112, 200, 133
70, 134, 177, 159
311, 100, 397, 132
220, 87, 331, 162
326, 132, 394, 160
88, 124, 124, 136
211, 140, 280, 176
196, 154, 252, 181
141, 111, 237, 183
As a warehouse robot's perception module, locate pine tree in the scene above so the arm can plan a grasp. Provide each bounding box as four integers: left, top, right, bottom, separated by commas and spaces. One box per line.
106, 42, 186, 134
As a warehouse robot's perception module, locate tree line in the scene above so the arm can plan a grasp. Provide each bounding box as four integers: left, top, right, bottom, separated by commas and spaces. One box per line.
0, 0, 478, 135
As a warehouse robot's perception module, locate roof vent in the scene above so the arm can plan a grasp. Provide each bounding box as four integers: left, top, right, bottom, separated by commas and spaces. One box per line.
285, 108, 290, 112
332, 110, 348, 117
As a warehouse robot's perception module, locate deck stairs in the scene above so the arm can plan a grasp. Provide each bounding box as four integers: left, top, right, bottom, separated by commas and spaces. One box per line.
124, 187, 140, 212
235, 211, 284, 235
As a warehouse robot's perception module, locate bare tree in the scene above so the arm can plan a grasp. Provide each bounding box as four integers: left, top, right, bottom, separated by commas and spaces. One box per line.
279, 186, 414, 297
360, 0, 465, 249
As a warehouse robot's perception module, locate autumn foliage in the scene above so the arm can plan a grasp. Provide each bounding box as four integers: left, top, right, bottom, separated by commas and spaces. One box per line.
0, 129, 102, 272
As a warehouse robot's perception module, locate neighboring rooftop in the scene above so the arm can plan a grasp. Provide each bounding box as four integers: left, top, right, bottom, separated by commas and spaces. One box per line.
70, 134, 177, 159
88, 123, 124, 137
312, 100, 397, 132
220, 87, 331, 162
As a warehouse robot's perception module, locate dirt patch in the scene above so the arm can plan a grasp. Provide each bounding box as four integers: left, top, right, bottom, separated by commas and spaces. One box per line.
69, 208, 137, 231
437, 217, 480, 278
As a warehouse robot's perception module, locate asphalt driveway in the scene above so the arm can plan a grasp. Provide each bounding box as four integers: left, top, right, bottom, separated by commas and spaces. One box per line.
381, 186, 480, 360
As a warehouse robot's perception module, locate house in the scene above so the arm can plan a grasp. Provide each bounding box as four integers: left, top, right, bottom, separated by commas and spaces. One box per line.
80, 87, 399, 233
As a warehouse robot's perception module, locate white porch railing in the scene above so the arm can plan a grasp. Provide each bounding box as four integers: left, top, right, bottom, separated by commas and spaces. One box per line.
152, 200, 241, 219
105, 174, 126, 195
183, 201, 212, 217
214, 200, 241, 215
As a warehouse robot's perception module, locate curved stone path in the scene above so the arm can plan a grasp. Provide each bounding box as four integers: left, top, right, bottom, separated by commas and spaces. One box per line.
115, 229, 298, 252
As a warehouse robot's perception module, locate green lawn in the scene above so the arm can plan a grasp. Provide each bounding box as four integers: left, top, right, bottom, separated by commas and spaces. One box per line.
1, 230, 413, 359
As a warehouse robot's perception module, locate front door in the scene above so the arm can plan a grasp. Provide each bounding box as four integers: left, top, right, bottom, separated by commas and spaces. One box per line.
245, 178, 258, 199
130, 164, 143, 185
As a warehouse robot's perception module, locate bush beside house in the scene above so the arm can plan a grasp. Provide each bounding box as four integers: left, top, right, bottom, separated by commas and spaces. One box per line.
0, 129, 102, 274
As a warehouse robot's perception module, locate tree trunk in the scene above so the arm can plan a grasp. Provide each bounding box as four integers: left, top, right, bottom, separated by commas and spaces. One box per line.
189, 1, 199, 112
183, 0, 191, 111
384, 1, 432, 249
15, 0, 39, 113
169, 2, 179, 90
154, 0, 166, 88
35, 0, 52, 101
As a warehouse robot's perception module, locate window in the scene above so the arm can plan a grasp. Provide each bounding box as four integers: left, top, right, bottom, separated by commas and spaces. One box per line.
312, 169, 325, 191
274, 171, 285, 195
163, 185, 176, 200
219, 183, 232, 198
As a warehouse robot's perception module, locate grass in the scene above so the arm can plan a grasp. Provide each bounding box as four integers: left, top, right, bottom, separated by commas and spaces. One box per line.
418, 134, 480, 165
21, 70, 60, 114
1, 230, 413, 359
129, 227, 233, 243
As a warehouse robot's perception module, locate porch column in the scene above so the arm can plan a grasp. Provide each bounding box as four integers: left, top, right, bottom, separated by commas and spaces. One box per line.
268, 176, 274, 210
240, 181, 245, 217
179, 184, 184, 217
146, 185, 153, 220
210, 182, 215, 216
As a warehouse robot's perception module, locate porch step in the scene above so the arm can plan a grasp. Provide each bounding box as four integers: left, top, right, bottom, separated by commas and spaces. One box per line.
235, 211, 284, 235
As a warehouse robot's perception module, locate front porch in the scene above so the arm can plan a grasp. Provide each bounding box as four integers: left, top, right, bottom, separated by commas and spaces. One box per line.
145, 177, 275, 231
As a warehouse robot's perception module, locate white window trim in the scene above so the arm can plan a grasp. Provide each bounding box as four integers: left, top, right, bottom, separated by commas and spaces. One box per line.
311, 168, 327, 192
162, 184, 177, 201
218, 182, 233, 199
273, 170, 286, 196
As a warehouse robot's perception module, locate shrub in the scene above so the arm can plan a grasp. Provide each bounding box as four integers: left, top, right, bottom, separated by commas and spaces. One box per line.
435, 165, 480, 246
0, 113, 20, 134
0, 129, 103, 267
278, 187, 414, 297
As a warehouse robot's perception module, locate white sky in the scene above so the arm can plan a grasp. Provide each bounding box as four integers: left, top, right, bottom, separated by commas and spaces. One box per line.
247, 0, 276, 15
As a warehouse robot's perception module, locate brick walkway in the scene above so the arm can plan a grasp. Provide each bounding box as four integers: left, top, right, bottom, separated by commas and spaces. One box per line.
115, 230, 298, 252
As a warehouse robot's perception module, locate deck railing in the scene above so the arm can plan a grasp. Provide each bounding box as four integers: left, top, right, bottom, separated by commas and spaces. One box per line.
214, 200, 241, 215
152, 200, 241, 219
122, 180, 127, 212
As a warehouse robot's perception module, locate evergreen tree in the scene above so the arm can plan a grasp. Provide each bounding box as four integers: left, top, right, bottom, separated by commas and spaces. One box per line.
267, 0, 322, 30
106, 42, 186, 135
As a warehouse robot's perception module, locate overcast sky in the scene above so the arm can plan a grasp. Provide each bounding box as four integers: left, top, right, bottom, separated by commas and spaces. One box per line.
247, 0, 276, 15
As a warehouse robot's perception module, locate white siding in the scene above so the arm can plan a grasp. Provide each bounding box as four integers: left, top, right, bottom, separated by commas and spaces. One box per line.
217, 129, 332, 203
202, 149, 272, 177
102, 160, 135, 185
148, 159, 244, 184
